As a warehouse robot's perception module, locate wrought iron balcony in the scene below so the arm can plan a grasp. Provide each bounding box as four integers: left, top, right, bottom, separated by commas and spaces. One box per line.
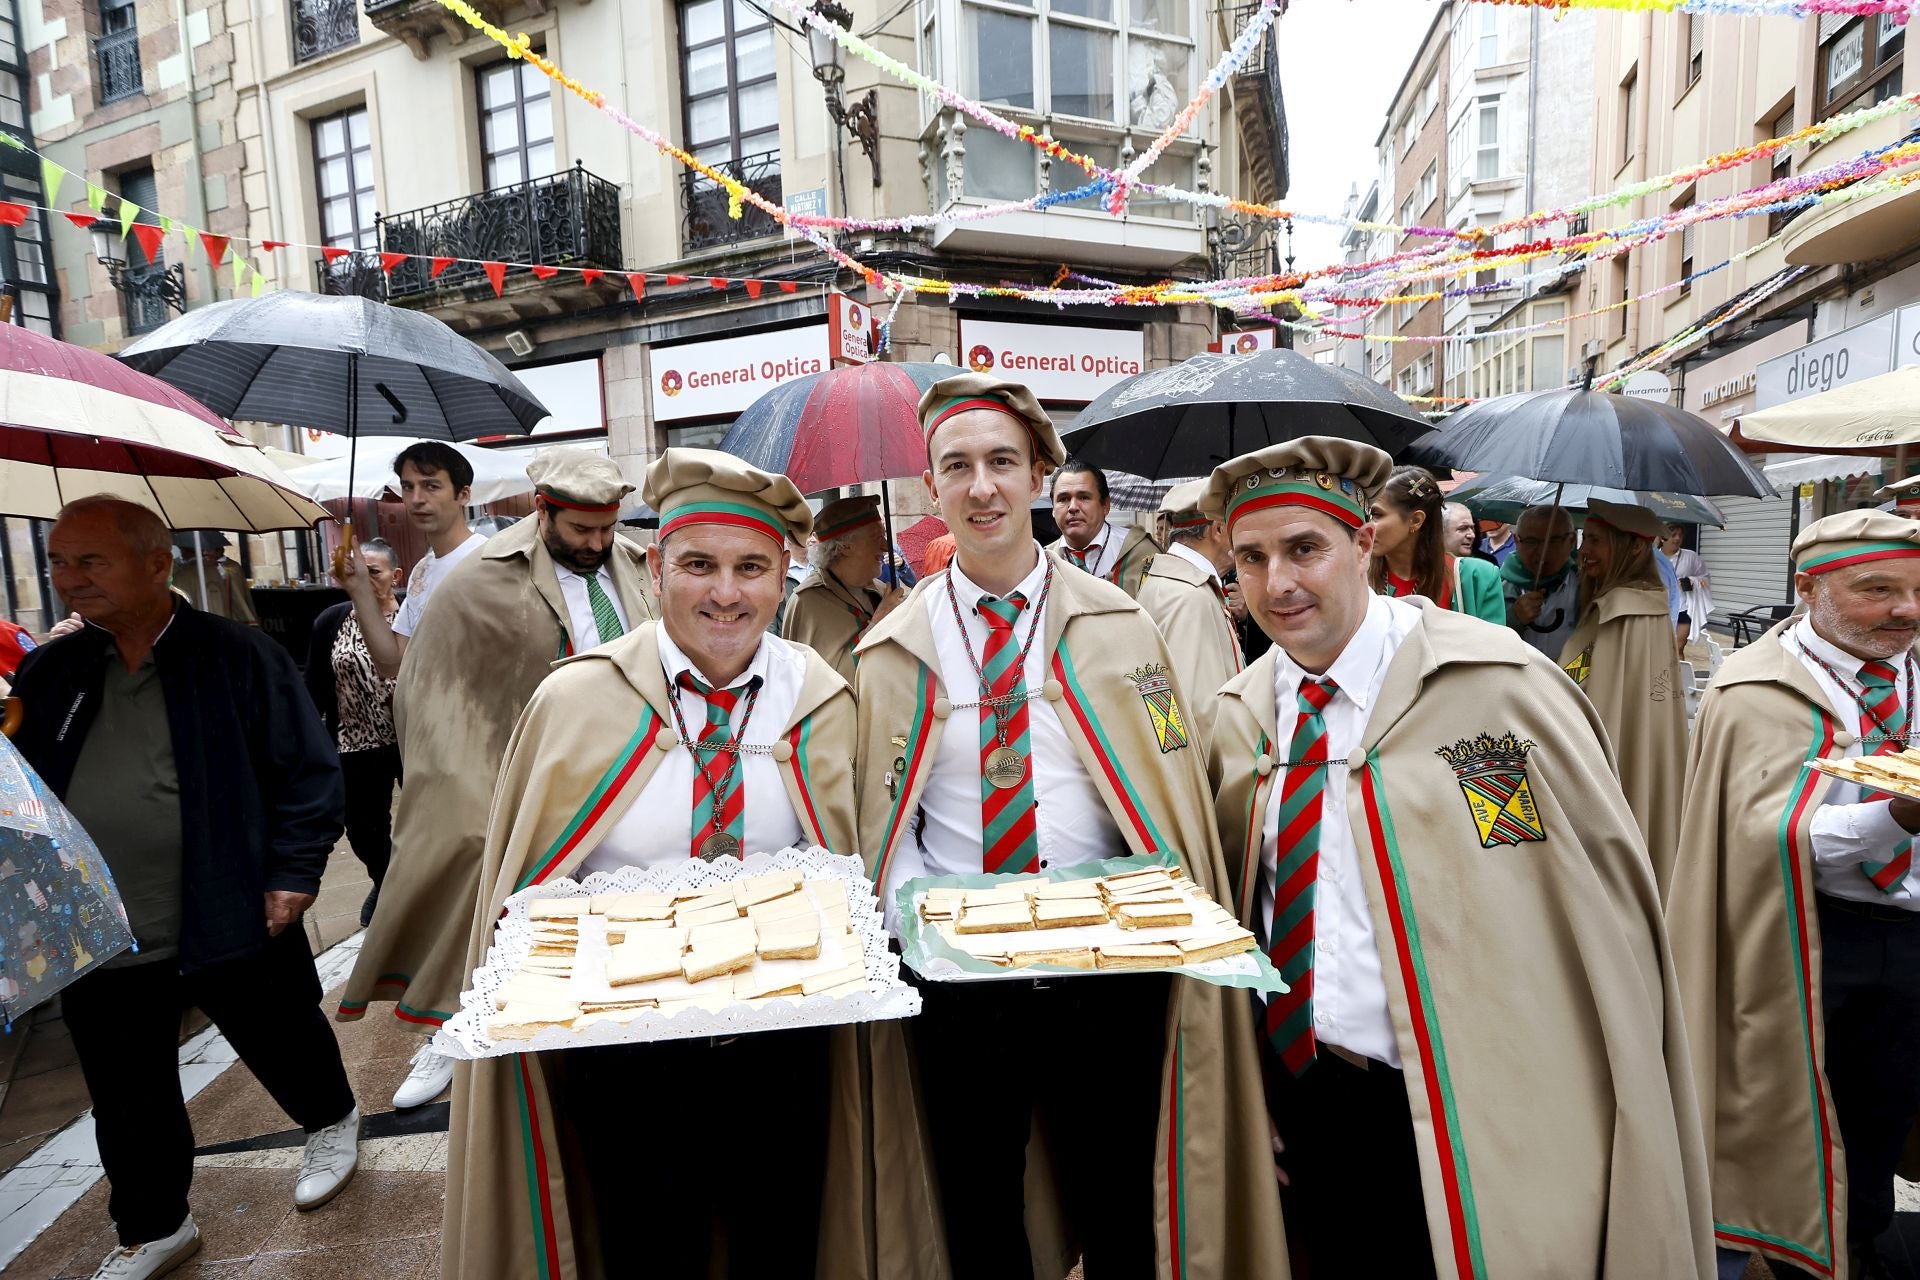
117, 261, 184, 335
1229, 21, 1287, 205
376, 162, 622, 304
93, 27, 143, 104
363, 0, 511, 59
294, 0, 360, 62
316, 251, 386, 300
681, 150, 783, 254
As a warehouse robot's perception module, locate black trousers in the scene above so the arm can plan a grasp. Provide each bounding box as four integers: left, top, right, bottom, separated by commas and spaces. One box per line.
559, 1025, 831, 1277
61, 926, 357, 1247
1259, 1028, 1436, 1280
338, 743, 402, 889
1817, 892, 1920, 1248
908, 973, 1170, 1280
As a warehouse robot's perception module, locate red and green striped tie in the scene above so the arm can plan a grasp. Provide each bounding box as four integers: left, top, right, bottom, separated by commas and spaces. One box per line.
1858, 659, 1911, 892
979, 593, 1040, 874
1266, 677, 1337, 1075
680, 671, 753, 859
1063, 545, 1091, 571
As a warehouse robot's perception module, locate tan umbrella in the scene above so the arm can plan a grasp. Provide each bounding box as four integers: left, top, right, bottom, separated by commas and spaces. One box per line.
1738, 365, 1920, 451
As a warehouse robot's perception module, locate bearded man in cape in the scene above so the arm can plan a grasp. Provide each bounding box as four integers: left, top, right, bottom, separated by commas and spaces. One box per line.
336, 448, 656, 1109
1672, 510, 1920, 1280
1135, 478, 1244, 744
1205, 437, 1711, 1279
852, 372, 1284, 1279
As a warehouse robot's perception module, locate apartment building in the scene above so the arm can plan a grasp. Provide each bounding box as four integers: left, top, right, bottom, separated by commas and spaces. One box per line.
1370, 2, 1449, 403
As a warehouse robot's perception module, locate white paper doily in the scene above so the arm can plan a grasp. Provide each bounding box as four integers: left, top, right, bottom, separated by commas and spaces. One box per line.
432, 847, 921, 1059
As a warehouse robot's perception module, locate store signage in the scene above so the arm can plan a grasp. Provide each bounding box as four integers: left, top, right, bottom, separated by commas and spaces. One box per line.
1898, 303, 1920, 369
958, 318, 1145, 402
1698, 370, 1756, 409
1619, 370, 1673, 401
651, 324, 828, 422
1755, 313, 1897, 408
828, 292, 873, 365
1208, 328, 1277, 354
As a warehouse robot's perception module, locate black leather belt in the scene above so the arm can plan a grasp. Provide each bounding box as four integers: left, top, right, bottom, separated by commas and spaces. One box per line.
1819, 892, 1918, 924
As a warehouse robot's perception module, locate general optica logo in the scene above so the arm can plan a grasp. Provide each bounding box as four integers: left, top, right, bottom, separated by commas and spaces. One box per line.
1233, 333, 1260, 354
660, 370, 683, 396
968, 344, 994, 372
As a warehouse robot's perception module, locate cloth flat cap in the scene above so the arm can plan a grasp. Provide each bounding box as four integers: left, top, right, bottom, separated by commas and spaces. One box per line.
527, 447, 635, 512
642, 447, 813, 547
814, 495, 883, 541
917, 372, 1066, 469
1159, 479, 1215, 530
1584, 499, 1664, 540
1793, 508, 1920, 575
1200, 437, 1394, 533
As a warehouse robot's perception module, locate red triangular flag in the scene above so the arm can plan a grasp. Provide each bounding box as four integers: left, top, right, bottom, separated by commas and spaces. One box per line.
709, 277, 728, 291
626, 273, 647, 303
778, 281, 798, 294
200, 233, 229, 270
483, 261, 507, 296
430, 256, 456, 278
380, 251, 407, 275
744, 279, 764, 299
530, 264, 558, 281
261, 240, 288, 251
581, 269, 604, 287
131, 222, 164, 263
64, 211, 94, 230
665, 274, 689, 286
0, 202, 26, 227
321, 246, 351, 264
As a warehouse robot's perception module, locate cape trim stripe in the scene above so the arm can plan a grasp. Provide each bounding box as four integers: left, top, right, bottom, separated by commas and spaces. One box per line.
1237, 730, 1274, 924
334, 974, 452, 1026
517, 711, 662, 891
1052, 641, 1169, 853
1713, 1225, 1831, 1274
1360, 756, 1487, 1279
873, 665, 936, 889
785, 717, 826, 845
514, 1055, 560, 1280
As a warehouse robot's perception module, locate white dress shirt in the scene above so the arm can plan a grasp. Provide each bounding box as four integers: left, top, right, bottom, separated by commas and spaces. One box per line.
582, 627, 806, 875
1261, 592, 1421, 1067
1162, 538, 1222, 585
1061, 520, 1127, 581
879, 548, 1123, 928
1787, 618, 1920, 907
392, 531, 486, 637
553, 562, 632, 651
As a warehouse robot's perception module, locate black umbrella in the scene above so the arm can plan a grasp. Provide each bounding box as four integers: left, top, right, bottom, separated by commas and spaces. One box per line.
1404, 388, 1773, 498
1060, 349, 1433, 478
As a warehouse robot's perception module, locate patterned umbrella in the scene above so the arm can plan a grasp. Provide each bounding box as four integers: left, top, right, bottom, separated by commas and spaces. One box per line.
718, 361, 963, 494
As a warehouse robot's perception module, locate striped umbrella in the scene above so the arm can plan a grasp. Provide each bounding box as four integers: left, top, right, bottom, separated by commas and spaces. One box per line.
719, 361, 964, 495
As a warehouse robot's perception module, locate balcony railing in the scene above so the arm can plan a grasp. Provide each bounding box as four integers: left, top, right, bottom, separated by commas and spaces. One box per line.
294, 0, 360, 62
1228, 18, 1287, 204
681, 150, 783, 253
377, 162, 622, 303
316, 251, 387, 300
94, 27, 142, 104
119, 261, 184, 335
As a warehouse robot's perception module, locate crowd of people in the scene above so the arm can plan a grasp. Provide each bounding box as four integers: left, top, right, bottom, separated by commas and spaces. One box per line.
13, 364, 1920, 1280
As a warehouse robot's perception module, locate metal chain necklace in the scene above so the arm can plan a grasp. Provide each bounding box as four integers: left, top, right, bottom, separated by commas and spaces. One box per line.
1797, 642, 1916, 750
944, 557, 1055, 787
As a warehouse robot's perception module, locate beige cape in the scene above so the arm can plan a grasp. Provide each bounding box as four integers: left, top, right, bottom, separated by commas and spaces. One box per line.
852, 564, 1287, 1280
1047, 523, 1159, 598
440, 624, 915, 1280
782, 569, 893, 685
1210, 602, 1713, 1279
338, 521, 656, 1027
1135, 549, 1243, 745
1669, 618, 1869, 1278
1559, 584, 1688, 895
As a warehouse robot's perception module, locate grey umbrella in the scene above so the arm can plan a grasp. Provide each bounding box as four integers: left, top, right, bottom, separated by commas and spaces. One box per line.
1448, 473, 1728, 526
1060, 349, 1433, 478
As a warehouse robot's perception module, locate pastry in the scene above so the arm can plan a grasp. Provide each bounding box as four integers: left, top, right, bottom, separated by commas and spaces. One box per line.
1095, 943, 1184, 969
493, 972, 574, 1009
955, 901, 1034, 933
801, 959, 867, 995
736, 971, 806, 1000
733, 871, 803, 908
1177, 929, 1259, 965
747, 893, 817, 926
757, 915, 822, 961
527, 899, 589, 919
1029, 879, 1104, 900
1008, 945, 1098, 969
1033, 899, 1109, 929
1115, 903, 1194, 930
606, 937, 686, 986
678, 902, 743, 929
590, 891, 674, 917
490, 997, 581, 1040
683, 930, 758, 983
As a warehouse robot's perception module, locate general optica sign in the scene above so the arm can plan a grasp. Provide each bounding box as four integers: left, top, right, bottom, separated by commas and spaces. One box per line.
958, 318, 1145, 403
650, 324, 829, 422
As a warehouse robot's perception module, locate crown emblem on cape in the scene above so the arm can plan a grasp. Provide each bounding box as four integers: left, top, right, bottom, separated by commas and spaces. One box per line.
1435, 731, 1534, 776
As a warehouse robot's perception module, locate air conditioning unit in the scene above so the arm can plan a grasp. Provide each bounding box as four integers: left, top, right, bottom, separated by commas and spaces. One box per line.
1581, 338, 1607, 360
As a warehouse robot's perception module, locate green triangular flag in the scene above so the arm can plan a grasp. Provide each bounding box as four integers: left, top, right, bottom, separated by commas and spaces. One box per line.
158, 214, 175, 236
86, 183, 107, 214
231, 256, 247, 289
180, 224, 198, 252
0, 133, 23, 151
39, 159, 61, 208
251, 270, 265, 297
118, 199, 137, 240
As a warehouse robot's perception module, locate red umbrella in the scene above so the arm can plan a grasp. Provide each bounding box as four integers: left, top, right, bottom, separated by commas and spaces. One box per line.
719, 362, 961, 494
896, 514, 949, 578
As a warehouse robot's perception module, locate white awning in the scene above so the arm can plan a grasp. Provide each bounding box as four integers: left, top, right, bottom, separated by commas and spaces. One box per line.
1762, 454, 1883, 487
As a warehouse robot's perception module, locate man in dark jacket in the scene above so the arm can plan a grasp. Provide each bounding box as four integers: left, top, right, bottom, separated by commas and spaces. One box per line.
12, 496, 359, 1280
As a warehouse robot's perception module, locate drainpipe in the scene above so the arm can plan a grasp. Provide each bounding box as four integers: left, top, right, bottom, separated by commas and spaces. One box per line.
1522, 5, 1538, 307
1626, 12, 1654, 355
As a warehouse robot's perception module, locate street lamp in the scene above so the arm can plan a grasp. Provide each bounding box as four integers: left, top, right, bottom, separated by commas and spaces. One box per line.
86, 216, 123, 272
87, 213, 186, 328
806, 0, 881, 188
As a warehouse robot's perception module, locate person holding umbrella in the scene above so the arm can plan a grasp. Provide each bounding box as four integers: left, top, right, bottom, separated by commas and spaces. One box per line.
781, 494, 905, 683
1503, 505, 1582, 660
1203, 439, 1711, 1279
1135, 478, 1243, 742
1365, 466, 1505, 623
1047, 460, 1159, 597
1559, 499, 1688, 893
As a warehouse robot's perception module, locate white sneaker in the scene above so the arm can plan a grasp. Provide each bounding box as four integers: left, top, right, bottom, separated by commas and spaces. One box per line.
392, 1043, 455, 1109
294, 1105, 360, 1211
92, 1216, 200, 1279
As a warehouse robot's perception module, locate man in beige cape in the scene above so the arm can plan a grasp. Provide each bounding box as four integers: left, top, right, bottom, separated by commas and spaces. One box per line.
443, 449, 929, 1279
1047, 459, 1159, 597
336, 449, 656, 1109
853, 372, 1284, 1280
783, 494, 905, 683
1673, 510, 1920, 1280
1557, 498, 1687, 894
1205, 438, 1711, 1279
1136, 478, 1243, 742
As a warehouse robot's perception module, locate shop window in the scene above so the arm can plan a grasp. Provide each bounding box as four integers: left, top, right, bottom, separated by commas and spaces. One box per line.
1681, 14, 1704, 93
957, 0, 1197, 131
94, 0, 142, 105
1475, 93, 1501, 180
1766, 102, 1797, 235
1817, 11, 1904, 119
479, 56, 555, 189
1619, 68, 1638, 168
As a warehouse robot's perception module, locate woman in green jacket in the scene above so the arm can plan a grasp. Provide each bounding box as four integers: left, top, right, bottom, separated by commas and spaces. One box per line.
1367, 465, 1506, 623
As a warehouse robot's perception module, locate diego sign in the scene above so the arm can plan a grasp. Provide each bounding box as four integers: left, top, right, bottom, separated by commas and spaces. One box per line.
1755, 314, 1896, 409
959, 317, 1144, 402
651, 324, 828, 422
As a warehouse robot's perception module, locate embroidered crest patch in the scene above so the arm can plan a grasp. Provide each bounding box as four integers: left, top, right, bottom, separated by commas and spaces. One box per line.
1125, 663, 1189, 753
1435, 732, 1548, 847
1562, 644, 1592, 687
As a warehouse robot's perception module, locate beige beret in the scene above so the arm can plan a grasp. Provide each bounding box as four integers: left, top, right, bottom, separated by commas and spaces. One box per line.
1792, 508, 1920, 575
1158, 478, 1215, 531
526, 447, 635, 511
641, 447, 813, 547
917, 372, 1067, 470
1200, 437, 1395, 532
1584, 499, 1664, 540
814, 495, 883, 540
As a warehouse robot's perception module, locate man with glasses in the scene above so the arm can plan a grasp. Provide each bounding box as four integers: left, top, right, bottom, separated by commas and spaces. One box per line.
1504, 504, 1581, 660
